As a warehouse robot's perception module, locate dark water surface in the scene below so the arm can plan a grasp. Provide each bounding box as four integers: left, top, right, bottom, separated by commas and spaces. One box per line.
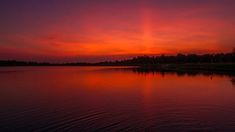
0, 67, 235, 132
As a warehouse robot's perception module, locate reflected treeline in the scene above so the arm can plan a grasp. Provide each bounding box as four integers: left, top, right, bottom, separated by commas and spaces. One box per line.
231, 77, 235, 86
111, 66, 235, 87
129, 67, 235, 87
131, 67, 235, 76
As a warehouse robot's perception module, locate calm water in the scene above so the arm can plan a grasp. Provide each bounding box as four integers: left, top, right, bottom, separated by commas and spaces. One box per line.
0, 67, 235, 132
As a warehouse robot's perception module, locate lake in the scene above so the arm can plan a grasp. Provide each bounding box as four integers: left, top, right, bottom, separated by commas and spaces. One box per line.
0, 66, 235, 131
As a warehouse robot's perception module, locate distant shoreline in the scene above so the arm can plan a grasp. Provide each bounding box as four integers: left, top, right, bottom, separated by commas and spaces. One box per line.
0, 62, 235, 73
1, 52, 235, 72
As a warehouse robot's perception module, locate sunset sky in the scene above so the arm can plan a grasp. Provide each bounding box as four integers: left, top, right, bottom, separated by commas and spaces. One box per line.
0, 0, 235, 62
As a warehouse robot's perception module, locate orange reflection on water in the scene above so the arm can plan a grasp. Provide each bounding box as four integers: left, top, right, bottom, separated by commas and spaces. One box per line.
0, 67, 235, 131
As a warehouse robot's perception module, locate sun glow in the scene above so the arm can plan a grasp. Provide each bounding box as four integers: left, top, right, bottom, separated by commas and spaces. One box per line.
0, 0, 235, 61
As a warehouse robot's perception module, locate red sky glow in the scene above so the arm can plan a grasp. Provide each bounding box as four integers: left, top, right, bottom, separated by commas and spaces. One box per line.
0, 0, 235, 62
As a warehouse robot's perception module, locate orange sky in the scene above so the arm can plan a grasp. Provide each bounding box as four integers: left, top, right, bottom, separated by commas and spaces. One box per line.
0, 0, 235, 62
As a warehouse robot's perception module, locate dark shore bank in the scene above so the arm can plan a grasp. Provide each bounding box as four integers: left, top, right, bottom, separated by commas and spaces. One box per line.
1, 52, 235, 73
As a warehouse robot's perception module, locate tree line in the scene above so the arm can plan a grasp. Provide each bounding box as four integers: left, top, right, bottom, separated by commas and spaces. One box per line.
1, 49, 235, 66
98, 49, 235, 66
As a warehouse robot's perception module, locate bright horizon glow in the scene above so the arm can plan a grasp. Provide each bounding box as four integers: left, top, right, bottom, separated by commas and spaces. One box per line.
0, 0, 235, 62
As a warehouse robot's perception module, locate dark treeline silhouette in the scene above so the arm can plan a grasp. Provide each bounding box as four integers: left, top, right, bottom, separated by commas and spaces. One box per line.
0, 49, 235, 66
0, 60, 91, 66
98, 51, 235, 66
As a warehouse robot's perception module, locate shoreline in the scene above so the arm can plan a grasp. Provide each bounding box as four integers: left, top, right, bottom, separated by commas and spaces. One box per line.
0, 63, 235, 72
